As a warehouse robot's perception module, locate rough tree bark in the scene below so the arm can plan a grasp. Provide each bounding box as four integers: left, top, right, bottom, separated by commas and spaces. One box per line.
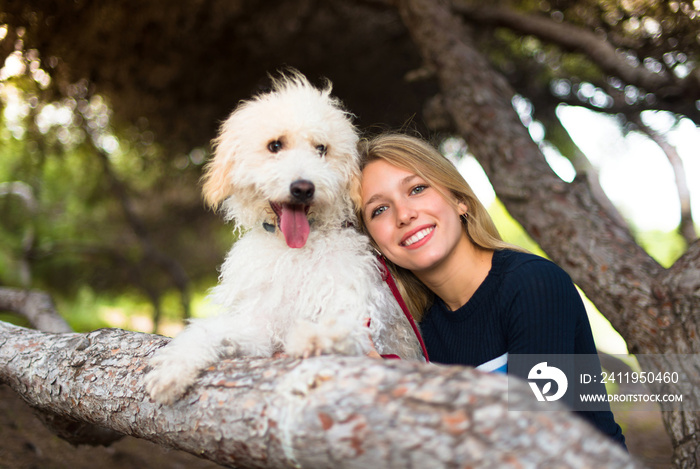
396, 1, 700, 467
0, 321, 638, 468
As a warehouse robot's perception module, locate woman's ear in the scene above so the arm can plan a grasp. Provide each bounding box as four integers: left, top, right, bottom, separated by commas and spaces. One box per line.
457, 201, 468, 215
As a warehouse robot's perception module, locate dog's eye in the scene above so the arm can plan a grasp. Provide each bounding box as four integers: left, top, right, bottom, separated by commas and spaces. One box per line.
268, 140, 283, 153
315, 144, 327, 157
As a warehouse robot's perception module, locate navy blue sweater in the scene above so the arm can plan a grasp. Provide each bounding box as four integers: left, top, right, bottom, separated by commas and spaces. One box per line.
420, 249, 626, 447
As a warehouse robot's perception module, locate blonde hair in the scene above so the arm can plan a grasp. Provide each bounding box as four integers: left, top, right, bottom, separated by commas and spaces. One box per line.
356, 133, 523, 321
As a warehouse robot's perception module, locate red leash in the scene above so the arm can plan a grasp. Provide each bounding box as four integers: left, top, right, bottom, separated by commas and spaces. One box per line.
377, 256, 429, 362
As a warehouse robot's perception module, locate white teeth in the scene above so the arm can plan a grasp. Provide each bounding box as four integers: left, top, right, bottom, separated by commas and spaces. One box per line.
402, 227, 434, 246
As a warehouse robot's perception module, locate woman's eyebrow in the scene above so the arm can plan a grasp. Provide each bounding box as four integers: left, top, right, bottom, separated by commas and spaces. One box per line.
363, 193, 383, 210
402, 174, 419, 185
362, 174, 420, 210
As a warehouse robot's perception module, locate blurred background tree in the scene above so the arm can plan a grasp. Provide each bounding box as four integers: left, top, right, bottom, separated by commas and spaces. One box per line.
0, 0, 698, 466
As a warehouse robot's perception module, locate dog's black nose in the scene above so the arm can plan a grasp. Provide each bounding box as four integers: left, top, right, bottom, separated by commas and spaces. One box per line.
290, 180, 315, 203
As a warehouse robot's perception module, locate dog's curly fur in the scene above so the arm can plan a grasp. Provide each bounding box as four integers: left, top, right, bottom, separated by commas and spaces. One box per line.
144, 71, 423, 404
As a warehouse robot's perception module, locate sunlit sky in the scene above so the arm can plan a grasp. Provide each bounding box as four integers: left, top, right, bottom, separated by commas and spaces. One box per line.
456, 105, 699, 233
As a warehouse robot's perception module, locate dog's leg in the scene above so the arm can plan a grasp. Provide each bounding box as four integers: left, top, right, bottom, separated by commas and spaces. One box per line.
284, 316, 370, 358
144, 316, 274, 404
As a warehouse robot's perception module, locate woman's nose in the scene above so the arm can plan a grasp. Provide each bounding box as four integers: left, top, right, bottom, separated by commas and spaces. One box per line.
395, 202, 417, 226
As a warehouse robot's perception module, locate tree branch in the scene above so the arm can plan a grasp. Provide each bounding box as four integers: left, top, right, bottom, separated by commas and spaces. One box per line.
529, 103, 631, 231
0, 288, 127, 446
665, 239, 700, 294
452, 2, 699, 98
0, 321, 637, 468
630, 115, 697, 244
0, 287, 71, 333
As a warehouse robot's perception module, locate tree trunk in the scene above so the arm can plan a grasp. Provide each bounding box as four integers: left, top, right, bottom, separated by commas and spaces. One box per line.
0, 321, 637, 468
396, 0, 700, 467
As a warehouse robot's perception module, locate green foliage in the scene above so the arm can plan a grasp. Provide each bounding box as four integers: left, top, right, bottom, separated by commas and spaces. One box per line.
0, 74, 226, 329
0, 312, 31, 328
55, 287, 112, 332
635, 229, 687, 268
52, 281, 219, 333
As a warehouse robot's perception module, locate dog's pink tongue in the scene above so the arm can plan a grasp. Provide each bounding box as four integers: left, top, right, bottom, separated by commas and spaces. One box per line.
279, 204, 310, 248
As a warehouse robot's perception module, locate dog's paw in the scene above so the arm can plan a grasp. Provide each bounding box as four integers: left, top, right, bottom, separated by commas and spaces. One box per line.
144, 356, 197, 405
284, 318, 368, 358
284, 327, 332, 358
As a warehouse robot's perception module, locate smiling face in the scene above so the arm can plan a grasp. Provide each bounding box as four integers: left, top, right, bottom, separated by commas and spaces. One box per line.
360, 159, 470, 275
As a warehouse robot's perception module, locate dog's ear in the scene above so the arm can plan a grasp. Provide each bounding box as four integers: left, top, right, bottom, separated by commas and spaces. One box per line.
201, 154, 235, 211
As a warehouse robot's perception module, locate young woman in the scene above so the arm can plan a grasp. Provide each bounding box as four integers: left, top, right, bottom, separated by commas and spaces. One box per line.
357, 132, 626, 447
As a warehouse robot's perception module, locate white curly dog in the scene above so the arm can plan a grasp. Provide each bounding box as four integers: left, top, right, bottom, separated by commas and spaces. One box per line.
145, 71, 423, 404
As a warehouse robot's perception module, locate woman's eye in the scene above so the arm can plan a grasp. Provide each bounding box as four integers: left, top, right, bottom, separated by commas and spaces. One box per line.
371, 206, 387, 218
411, 184, 427, 195
268, 140, 283, 153
315, 144, 327, 157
